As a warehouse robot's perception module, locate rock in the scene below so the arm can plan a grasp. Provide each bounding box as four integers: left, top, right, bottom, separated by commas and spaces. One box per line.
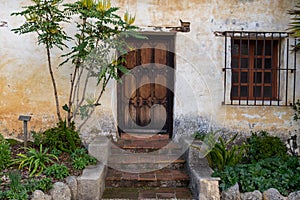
263, 188, 286, 200
199, 179, 221, 200
49, 182, 71, 200
31, 190, 52, 200
241, 190, 262, 200
221, 183, 241, 200
65, 176, 78, 200
288, 191, 300, 200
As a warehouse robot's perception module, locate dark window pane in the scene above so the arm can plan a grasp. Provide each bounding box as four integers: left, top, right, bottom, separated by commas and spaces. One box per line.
254, 86, 262, 97
241, 43, 249, 55
232, 43, 239, 55
232, 58, 239, 68
265, 58, 272, 69
241, 58, 248, 68
232, 72, 238, 83
264, 86, 272, 98
254, 72, 262, 83
264, 72, 271, 83
265, 41, 272, 55
255, 42, 263, 56
254, 58, 262, 69
240, 86, 248, 97
241, 72, 248, 83
231, 86, 238, 97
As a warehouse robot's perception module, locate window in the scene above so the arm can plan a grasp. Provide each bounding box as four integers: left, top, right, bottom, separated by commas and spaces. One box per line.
231, 39, 278, 100
221, 31, 297, 106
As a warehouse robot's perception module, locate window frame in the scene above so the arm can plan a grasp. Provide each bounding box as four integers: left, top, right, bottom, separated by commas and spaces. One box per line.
220, 31, 297, 106
230, 39, 279, 101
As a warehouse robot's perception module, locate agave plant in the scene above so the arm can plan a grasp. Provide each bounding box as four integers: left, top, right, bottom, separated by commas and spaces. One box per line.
206, 133, 247, 171
13, 144, 58, 177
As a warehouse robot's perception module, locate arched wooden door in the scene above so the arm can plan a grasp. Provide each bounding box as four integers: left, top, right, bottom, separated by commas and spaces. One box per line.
117, 34, 175, 137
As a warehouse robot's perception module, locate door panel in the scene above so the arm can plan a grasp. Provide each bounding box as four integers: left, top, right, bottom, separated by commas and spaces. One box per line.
117, 34, 175, 136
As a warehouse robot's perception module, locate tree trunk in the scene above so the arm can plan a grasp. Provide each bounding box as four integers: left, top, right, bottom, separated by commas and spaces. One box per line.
46, 43, 62, 122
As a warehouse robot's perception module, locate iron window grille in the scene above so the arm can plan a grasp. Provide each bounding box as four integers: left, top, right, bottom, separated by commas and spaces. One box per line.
220, 31, 297, 106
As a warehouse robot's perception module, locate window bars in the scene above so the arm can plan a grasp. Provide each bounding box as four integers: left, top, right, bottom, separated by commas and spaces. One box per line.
220, 31, 297, 106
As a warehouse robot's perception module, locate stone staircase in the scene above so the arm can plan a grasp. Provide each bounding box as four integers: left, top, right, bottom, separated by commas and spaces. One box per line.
102, 133, 194, 199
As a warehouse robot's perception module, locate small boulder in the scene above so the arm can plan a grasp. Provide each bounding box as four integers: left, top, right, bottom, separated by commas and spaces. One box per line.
263, 188, 286, 200
49, 182, 71, 200
221, 183, 241, 200
31, 190, 52, 200
65, 176, 78, 200
241, 190, 262, 200
288, 191, 300, 200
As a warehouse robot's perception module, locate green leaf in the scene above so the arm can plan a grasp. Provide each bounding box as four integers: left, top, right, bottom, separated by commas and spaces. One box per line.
62, 104, 70, 112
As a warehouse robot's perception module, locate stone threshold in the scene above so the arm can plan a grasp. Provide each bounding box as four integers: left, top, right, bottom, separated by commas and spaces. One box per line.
102, 187, 194, 199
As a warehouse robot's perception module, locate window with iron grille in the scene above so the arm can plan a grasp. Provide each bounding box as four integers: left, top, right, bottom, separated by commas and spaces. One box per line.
220, 31, 297, 106
231, 39, 278, 100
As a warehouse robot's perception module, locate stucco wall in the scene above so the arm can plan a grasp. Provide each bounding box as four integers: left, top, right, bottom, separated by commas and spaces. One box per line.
1, 0, 299, 141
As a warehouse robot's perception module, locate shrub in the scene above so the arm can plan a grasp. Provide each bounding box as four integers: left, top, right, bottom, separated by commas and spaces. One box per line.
244, 131, 288, 163
24, 177, 53, 193
13, 144, 58, 177
3, 170, 29, 200
0, 134, 12, 170
71, 148, 97, 170
206, 133, 246, 171
44, 164, 70, 179
41, 121, 81, 153
32, 131, 45, 147
192, 131, 246, 170
213, 156, 300, 196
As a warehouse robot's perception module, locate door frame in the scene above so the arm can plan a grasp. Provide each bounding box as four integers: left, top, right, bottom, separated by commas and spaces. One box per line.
117, 32, 176, 138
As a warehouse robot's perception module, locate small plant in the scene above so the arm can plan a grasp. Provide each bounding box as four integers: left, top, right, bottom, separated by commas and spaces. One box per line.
192, 131, 206, 140
8, 170, 23, 193
50, 147, 62, 157
192, 130, 220, 157
5, 189, 29, 200
0, 134, 12, 171
44, 163, 70, 179
4, 170, 29, 200
14, 144, 58, 176
206, 133, 246, 171
32, 131, 45, 147
244, 131, 288, 163
42, 121, 81, 153
24, 177, 53, 193
71, 148, 97, 170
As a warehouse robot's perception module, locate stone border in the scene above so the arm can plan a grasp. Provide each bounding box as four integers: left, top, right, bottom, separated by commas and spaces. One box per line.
180, 137, 221, 200
30, 136, 110, 200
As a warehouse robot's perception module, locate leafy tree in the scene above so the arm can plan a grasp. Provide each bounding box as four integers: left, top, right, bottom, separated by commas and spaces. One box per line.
288, 4, 300, 51
11, 0, 70, 122
62, 0, 138, 128
11, 0, 139, 128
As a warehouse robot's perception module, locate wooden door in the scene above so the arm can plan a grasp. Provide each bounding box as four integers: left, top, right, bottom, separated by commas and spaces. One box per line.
117, 34, 175, 137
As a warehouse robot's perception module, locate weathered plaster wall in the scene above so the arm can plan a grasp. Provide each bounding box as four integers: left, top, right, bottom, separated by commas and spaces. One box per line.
1, 0, 300, 141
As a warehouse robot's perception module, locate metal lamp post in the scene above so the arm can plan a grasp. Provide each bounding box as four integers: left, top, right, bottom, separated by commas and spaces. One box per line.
18, 115, 31, 147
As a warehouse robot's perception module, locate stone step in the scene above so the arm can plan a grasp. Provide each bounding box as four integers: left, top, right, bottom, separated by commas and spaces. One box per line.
120, 133, 170, 140
105, 168, 190, 188
108, 154, 186, 171
102, 187, 194, 199
111, 138, 183, 154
